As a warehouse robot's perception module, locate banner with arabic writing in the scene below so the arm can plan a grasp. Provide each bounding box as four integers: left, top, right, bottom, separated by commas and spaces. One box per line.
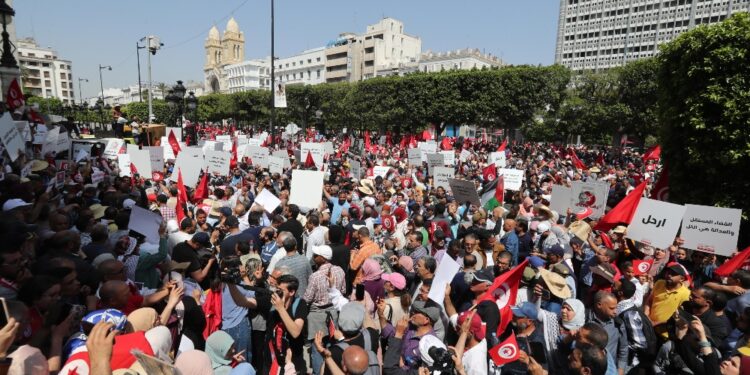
681, 204, 742, 257
626, 198, 687, 250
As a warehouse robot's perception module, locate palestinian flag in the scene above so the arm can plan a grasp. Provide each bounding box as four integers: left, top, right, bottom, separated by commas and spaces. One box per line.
481, 175, 504, 211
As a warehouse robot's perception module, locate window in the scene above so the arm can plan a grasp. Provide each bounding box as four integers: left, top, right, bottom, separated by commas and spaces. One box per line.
317, 57, 321, 62
45, 80, 51, 87
308, 59, 312, 63
44, 71, 50, 78
317, 70, 321, 78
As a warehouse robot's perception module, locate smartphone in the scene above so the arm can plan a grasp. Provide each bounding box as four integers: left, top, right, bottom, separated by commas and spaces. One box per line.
525, 339, 547, 365
541, 289, 551, 300
0, 298, 8, 328
355, 284, 365, 301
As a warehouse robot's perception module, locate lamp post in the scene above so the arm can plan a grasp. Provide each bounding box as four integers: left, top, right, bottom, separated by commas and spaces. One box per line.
0, 0, 18, 101
142, 36, 163, 123
185, 91, 197, 145
136, 42, 146, 102
94, 99, 103, 130
270, 0, 275, 138
77, 78, 88, 106
164, 89, 178, 128
98, 64, 111, 129
173, 80, 186, 130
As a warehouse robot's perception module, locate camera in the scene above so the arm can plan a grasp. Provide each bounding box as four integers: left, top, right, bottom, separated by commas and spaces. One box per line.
220, 256, 243, 284
427, 346, 455, 373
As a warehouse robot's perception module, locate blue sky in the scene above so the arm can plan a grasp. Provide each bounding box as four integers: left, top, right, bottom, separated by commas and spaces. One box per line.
13, 0, 561, 100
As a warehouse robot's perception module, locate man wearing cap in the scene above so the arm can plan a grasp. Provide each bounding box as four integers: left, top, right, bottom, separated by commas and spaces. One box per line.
381, 300, 440, 370
2, 198, 33, 222
644, 263, 690, 338
504, 302, 551, 373
171, 232, 217, 286
304, 245, 345, 374
326, 302, 380, 375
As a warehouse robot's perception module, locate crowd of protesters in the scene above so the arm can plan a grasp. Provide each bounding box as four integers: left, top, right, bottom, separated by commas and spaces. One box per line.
0, 116, 748, 375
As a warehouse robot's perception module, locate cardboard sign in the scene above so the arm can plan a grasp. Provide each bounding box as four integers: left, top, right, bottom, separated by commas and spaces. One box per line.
448, 178, 481, 206
490, 152, 506, 168
145, 146, 165, 173
41, 127, 60, 156
272, 150, 291, 168
15, 121, 31, 143
681, 204, 742, 256
33, 124, 48, 144
289, 170, 324, 210
498, 168, 524, 191
550, 185, 573, 216
104, 139, 125, 159
129, 206, 163, 245
117, 154, 131, 177
433, 166, 454, 192
626, 198, 687, 249
300, 142, 325, 168
569, 180, 609, 219
205, 150, 231, 176
202, 141, 222, 155
407, 148, 422, 166
127, 148, 151, 177
440, 150, 455, 166
254, 188, 282, 213
236, 134, 249, 145
323, 141, 334, 155
428, 255, 460, 306
159, 137, 176, 160
268, 156, 285, 175
170, 147, 203, 186
350, 160, 361, 179
373, 166, 390, 179
246, 138, 262, 147
459, 149, 472, 162
426, 153, 444, 174
56, 131, 70, 155
0, 113, 24, 161
246, 146, 269, 168
418, 142, 437, 162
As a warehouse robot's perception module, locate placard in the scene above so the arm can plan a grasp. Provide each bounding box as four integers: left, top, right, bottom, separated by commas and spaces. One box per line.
490, 152, 506, 168
418, 142, 437, 162
498, 168, 524, 191
246, 138, 262, 147
205, 150, 231, 176
91, 168, 105, 185
407, 148, 422, 166
268, 156, 285, 175
33, 124, 48, 144
14, 121, 31, 143
117, 154, 131, 177
246, 146, 269, 168
433, 166, 454, 192
170, 147, 203, 186
681, 204, 742, 256
129, 148, 152, 177
350, 160, 361, 179
569, 180, 609, 219
145, 146, 165, 173
323, 141, 334, 156
236, 134, 249, 145
0, 113, 25, 161
104, 139, 125, 160
254, 188, 282, 213
216, 135, 232, 151
550, 185, 572, 216
41, 127, 59, 156
272, 150, 291, 168
56, 131, 70, 155
373, 166, 390, 179
300, 142, 325, 168
426, 153, 444, 174
129, 206, 163, 245
440, 150, 455, 166
289, 170, 324, 210
459, 149, 472, 162
626, 198, 687, 250
448, 178, 481, 207
428, 255, 460, 306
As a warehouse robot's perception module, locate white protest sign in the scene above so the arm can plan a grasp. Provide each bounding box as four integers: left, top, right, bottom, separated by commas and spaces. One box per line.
323, 141, 334, 156
428, 255, 460, 306
448, 178, 481, 206
129, 206, 163, 245
0, 113, 25, 161
126, 143, 139, 155
74, 149, 89, 163
129, 148, 153, 177
268, 156, 285, 175
681, 204, 742, 256
272, 150, 291, 168
170, 147, 203, 186
459, 149, 472, 162
202, 141, 222, 154
490, 152, 506, 168
104, 138, 125, 160
350, 160, 361, 179
167, 128, 182, 142
205, 150, 231, 176
433, 166, 454, 192
20, 162, 31, 178
550, 185, 573, 216
569, 180, 610, 219
289, 170, 324, 210
41, 127, 58, 155
254, 188, 282, 213
407, 148, 422, 166
418, 142, 437, 162
626, 198, 687, 249
56, 131, 70, 154
300, 142, 325, 168
216, 135, 232, 151
33, 124, 48, 144
373, 166, 390, 179
426, 153, 444, 174
246, 146, 269, 168
160, 137, 177, 160
117, 154, 131, 177
499, 168, 524, 191
15, 121, 31, 142
236, 134, 248, 145
145, 147, 165, 173
440, 150, 455, 166
246, 138, 262, 147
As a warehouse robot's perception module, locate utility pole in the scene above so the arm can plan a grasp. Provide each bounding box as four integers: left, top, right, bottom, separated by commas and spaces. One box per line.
143, 35, 162, 123
136, 42, 145, 102
270, 0, 275, 138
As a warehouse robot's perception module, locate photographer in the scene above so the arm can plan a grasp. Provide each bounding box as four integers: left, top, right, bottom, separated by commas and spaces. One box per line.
383, 328, 467, 375
221, 255, 258, 366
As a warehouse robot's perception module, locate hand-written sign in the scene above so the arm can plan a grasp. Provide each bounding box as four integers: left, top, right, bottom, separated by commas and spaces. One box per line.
301, 142, 325, 168
448, 178, 481, 207
246, 146, 269, 168
0, 113, 24, 162
569, 181, 609, 219
268, 156, 285, 175
145, 146, 165, 173
433, 166, 454, 192
550, 185, 572, 215
205, 150, 231, 176
681, 204, 742, 257
490, 152, 506, 168
440, 150, 455, 166
626, 198, 687, 250
418, 142, 437, 162
407, 148, 422, 166
498, 169, 524, 191
426, 153, 444, 174
459, 149, 472, 162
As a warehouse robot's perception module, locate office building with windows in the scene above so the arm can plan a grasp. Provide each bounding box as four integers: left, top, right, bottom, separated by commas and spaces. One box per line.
17, 38, 75, 104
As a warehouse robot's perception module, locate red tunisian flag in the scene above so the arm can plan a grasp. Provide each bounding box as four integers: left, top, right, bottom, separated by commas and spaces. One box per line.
633, 259, 655, 276
192, 169, 209, 203
176, 169, 188, 225
441, 137, 453, 150
421, 129, 432, 141
715, 246, 750, 277
168, 130, 181, 156
642, 145, 661, 161
304, 151, 316, 168
650, 165, 669, 201
483, 164, 497, 182
594, 181, 647, 232
479, 259, 529, 309
230, 140, 238, 170
569, 148, 587, 170
497, 139, 508, 152
489, 332, 521, 366
5, 78, 24, 111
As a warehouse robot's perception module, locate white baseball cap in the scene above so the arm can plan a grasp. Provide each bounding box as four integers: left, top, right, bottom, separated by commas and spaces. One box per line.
312, 245, 333, 260
2, 199, 31, 212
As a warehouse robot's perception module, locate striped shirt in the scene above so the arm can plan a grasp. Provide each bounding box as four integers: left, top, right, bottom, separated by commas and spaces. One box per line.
303, 263, 345, 307
275, 253, 313, 294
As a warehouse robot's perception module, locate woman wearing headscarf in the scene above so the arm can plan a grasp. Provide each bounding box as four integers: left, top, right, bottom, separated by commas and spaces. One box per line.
175, 350, 214, 375
127, 307, 159, 332
360, 258, 386, 303
549, 298, 587, 372
177, 295, 206, 355
145, 326, 173, 362
206, 330, 245, 375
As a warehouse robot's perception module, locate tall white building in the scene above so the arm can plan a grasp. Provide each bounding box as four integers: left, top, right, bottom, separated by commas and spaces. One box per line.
17, 38, 75, 104
417, 48, 504, 73
555, 0, 750, 72
225, 59, 272, 93
275, 47, 326, 86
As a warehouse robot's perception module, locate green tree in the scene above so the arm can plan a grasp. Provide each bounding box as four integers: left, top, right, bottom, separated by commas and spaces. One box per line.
613, 58, 660, 146
657, 12, 750, 244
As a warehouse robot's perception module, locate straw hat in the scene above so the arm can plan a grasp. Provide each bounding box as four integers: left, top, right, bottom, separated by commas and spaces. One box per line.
569, 220, 592, 242
31, 160, 49, 172
539, 268, 572, 299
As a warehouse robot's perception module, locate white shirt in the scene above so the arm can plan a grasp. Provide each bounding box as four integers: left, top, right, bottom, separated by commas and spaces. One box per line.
267, 247, 287, 273
168, 231, 192, 255
463, 339, 488, 375
305, 226, 327, 260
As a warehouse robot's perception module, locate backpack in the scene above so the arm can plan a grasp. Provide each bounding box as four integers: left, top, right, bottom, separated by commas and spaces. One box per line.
618, 306, 658, 359
335, 329, 380, 375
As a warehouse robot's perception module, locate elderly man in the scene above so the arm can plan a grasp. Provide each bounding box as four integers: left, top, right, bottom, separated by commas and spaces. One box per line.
501, 218, 519, 265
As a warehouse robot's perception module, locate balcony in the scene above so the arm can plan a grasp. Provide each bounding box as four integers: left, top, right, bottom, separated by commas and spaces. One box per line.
325, 57, 348, 68
326, 69, 347, 80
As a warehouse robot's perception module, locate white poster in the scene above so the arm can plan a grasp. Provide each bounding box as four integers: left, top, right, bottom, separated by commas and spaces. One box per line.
550, 185, 573, 216
246, 138, 262, 147
499, 168, 524, 191
274, 81, 287, 108
569, 180, 610, 219
268, 156, 285, 175
626, 198, 687, 250
129, 206, 163, 245
373, 166, 390, 179
117, 154, 131, 177
490, 152, 506, 168
56, 130, 70, 154
289, 170, 324, 210
448, 178, 481, 207
15, 121, 31, 143
272, 150, 291, 168
216, 135, 232, 151
41, 127, 60, 156
170, 147, 203, 187
246, 146, 269, 168
104, 138, 125, 160
681, 204, 742, 256
145, 146, 165, 173
350, 160, 361, 179
407, 148, 422, 166
0, 113, 25, 161
159, 137, 177, 160
428, 255, 460, 306
300, 142, 325, 168
323, 142, 334, 156
33, 124, 48, 145
433, 166, 454, 192
129, 148, 153, 177
418, 142, 437, 162
459, 149, 472, 163
205, 150, 231, 176
426, 153, 444, 174
440, 150, 455, 166
254, 188, 282, 213
236, 134, 249, 145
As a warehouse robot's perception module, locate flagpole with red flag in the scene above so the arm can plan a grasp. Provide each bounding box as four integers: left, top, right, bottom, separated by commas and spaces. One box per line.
192, 169, 209, 203
594, 181, 647, 232
168, 130, 182, 157
715, 246, 750, 277
176, 169, 188, 224
489, 332, 521, 366
497, 139, 508, 152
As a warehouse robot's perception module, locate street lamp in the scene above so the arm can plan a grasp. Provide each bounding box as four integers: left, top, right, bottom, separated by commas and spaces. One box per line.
173, 80, 186, 129
0, 0, 17, 69
94, 99, 103, 130
185, 91, 197, 145
141, 35, 163, 123
136, 42, 146, 102
77, 78, 88, 105
164, 89, 178, 127
98, 64, 111, 129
